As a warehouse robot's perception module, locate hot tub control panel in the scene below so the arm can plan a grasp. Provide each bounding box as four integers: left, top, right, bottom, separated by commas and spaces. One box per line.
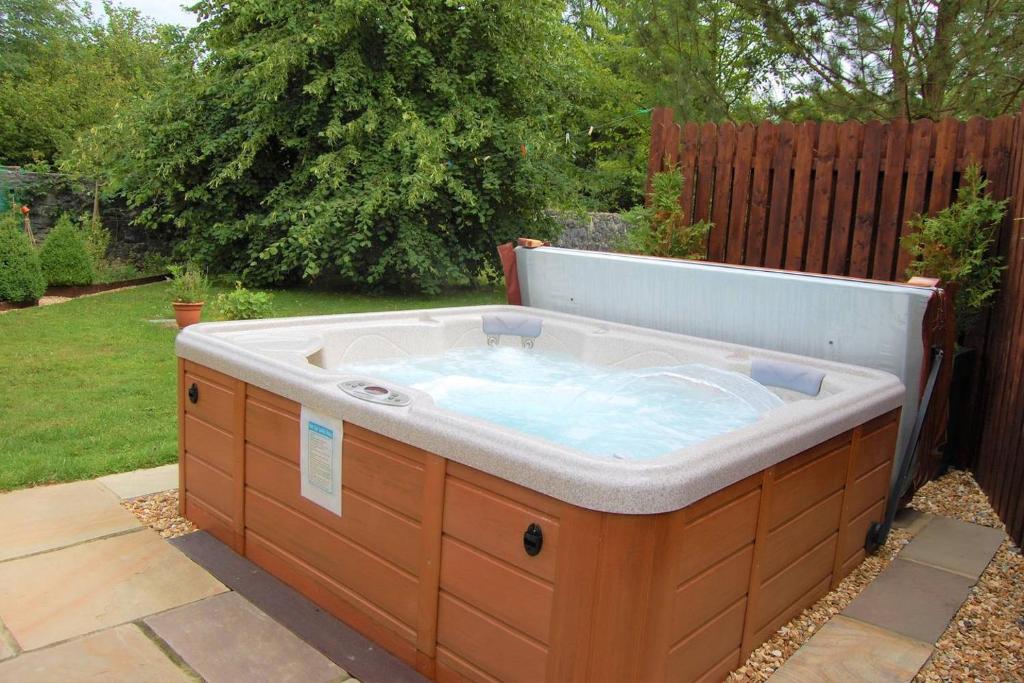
339, 379, 412, 407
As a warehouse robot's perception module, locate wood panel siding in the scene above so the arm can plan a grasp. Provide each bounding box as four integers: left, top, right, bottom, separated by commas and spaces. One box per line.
179, 364, 902, 681
180, 360, 241, 550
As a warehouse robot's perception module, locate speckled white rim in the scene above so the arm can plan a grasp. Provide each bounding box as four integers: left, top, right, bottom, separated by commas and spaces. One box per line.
176, 305, 903, 514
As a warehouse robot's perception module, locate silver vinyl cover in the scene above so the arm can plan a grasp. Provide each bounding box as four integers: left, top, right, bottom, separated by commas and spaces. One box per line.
516, 247, 933, 488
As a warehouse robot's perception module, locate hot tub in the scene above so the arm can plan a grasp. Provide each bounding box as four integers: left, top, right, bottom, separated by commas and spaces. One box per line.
175, 305, 902, 682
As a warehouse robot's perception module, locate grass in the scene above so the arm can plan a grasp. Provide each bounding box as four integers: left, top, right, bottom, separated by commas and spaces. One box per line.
0, 281, 503, 491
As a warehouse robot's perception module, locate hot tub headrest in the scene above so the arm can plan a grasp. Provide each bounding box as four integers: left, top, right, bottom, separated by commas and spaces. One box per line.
482, 314, 543, 339
751, 359, 826, 396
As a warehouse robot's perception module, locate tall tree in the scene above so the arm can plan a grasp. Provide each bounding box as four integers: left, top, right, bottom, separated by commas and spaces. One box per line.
0, 0, 183, 166
619, 1, 783, 122
113, 0, 583, 292
560, 0, 784, 210
747, 0, 1024, 119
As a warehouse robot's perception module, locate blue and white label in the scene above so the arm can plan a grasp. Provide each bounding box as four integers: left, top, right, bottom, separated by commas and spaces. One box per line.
300, 407, 342, 515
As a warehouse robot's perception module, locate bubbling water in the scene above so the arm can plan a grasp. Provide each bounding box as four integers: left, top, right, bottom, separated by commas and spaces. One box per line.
343, 347, 783, 460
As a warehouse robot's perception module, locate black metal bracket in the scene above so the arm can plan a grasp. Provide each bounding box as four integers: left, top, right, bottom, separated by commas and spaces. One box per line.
865, 345, 944, 554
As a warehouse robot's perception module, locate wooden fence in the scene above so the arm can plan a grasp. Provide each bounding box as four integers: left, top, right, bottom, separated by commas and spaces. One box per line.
975, 108, 1024, 545
646, 106, 1024, 544
645, 108, 1017, 281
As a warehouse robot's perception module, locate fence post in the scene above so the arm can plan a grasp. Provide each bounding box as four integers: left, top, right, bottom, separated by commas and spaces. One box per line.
645, 108, 674, 204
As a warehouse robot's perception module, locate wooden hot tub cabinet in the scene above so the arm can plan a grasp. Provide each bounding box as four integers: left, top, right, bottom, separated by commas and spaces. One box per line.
178, 359, 900, 683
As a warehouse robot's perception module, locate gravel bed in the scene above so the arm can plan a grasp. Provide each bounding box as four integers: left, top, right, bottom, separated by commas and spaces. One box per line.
908, 468, 1006, 530
910, 470, 1023, 683
0, 285, 145, 314
728, 528, 913, 681
729, 468, 1022, 682
122, 489, 195, 539
37, 296, 72, 306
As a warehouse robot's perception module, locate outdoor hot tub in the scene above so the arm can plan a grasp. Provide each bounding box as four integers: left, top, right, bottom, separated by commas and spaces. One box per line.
175, 304, 903, 682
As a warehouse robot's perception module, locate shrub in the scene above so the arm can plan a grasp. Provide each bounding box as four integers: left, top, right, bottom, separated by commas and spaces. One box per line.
618, 170, 712, 260
78, 214, 111, 265
213, 282, 274, 320
902, 165, 1007, 336
168, 263, 209, 303
0, 206, 21, 234
39, 215, 95, 286
0, 215, 46, 303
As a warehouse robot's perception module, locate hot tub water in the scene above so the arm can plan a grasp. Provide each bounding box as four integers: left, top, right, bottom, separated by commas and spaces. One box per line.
344, 347, 783, 459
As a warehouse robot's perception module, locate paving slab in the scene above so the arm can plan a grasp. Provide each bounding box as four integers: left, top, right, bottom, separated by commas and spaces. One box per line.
97, 464, 179, 500
0, 624, 193, 683
147, 592, 347, 683
899, 516, 1005, 579
768, 616, 933, 682
170, 531, 424, 683
0, 480, 140, 561
892, 508, 933, 536
0, 622, 15, 662
0, 528, 225, 650
843, 559, 974, 643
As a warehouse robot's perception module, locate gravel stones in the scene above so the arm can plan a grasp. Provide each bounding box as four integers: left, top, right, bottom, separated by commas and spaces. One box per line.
122, 490, 194, 539
728, 529, 913, 682
731, 468, 1021, 682
910, 470, 1022, 683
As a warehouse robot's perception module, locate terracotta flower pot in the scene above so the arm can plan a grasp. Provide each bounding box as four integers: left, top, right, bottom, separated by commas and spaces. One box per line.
172, 301, 204, 329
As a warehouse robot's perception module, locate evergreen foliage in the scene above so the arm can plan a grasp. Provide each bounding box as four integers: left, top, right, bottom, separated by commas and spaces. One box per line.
38, 214, 95, 286
0, 209, 46, 302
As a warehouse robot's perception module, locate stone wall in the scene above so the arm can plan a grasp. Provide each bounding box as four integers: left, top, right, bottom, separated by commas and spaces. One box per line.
549, 210, 630, 252
0, 167, 169, 261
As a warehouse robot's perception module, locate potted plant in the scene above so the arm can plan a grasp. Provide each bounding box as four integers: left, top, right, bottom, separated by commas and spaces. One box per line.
169, 264, 210, 329
901, 164, 1007, 465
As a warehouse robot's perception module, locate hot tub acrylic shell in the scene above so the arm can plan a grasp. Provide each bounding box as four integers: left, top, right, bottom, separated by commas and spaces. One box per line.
175, 306, 903, 682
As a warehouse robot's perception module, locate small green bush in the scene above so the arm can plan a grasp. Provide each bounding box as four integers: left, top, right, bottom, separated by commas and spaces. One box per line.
78, 214, 111, 266
902, 165, 1007, 335
168, 263, 209, 303
213, 282, 274, 320
0, 215, 46, 303
618, 170, 712, 260
39, 215, 95, 286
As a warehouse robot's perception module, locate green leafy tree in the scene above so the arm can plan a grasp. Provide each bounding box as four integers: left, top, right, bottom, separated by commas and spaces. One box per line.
742, 0, 1024, 120
114, 1, 581, 293
559, 1, 783, 211
0, 0, 185, 166
0, 0, 79, 78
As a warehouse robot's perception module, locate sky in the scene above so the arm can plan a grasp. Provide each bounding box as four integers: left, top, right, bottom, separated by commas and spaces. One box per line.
89, 0, 198, 27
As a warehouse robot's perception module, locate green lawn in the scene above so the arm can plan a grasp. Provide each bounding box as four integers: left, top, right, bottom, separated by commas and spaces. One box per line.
0, 282, 503, 491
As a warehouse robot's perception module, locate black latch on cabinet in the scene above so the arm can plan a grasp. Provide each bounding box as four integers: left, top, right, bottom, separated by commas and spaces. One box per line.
188, 383, 199, 404
523, 522, 543, 556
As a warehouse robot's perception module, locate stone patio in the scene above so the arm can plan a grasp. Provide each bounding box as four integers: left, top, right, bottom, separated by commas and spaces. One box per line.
769, 513, 1006, 682
97, 464, 179, 500
0, 465, 1008, 682
0, 466, 364, 683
